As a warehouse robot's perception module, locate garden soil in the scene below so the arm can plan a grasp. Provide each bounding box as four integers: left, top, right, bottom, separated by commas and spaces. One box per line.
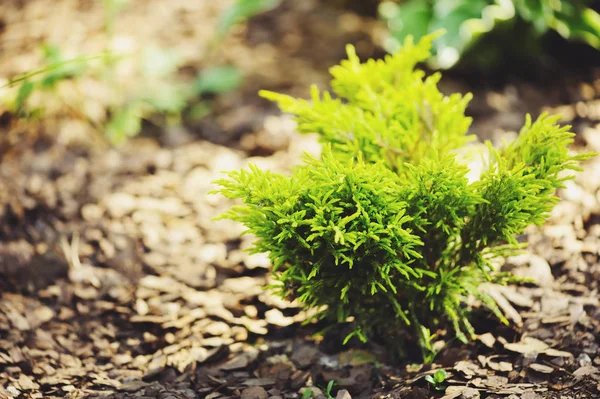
0, 1, 600, 398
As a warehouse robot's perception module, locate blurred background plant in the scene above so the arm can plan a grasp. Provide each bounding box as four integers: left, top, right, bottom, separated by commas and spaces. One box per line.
378, 0, 600, 71
0, 0, 281, 145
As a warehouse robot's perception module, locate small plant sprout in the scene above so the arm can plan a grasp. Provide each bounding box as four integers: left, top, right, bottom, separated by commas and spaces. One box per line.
214, 32, 594, 359
324, 380, 336, 399
425, 369, 447, 391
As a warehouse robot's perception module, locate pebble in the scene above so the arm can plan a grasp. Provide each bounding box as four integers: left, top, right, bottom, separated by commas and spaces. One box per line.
336, 389, 352, 399
241, 386, 268, 399
577, 353, 592, 366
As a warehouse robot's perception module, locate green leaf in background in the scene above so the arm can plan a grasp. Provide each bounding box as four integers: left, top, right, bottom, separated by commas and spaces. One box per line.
380, 0, 513, 68
193, 66, 243, 95
380, 0, 432, 48
141, 45, 181, 78
515, 0, 600, 48
217, 0, 281, 36
379, 0, 600, 69
39, 43, 88, 89
105, 104, 143, 144
15, 81, 35, 114
301, 389, 312, 399
143, 84, 189, 113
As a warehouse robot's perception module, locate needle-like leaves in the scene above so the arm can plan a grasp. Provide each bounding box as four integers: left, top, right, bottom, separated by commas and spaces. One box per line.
214, 33, 594, 359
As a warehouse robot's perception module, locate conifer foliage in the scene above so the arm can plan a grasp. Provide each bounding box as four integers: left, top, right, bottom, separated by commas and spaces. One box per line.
214, 33, 593, 357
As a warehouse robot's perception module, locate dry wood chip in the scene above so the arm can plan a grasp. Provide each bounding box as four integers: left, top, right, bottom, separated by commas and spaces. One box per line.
135, 298, 149, 315
441, 386, 480, 399
243, 252, 270, 269
488, 360, 513, 372
130, 314, 169, 324
0, 385, 13, 399
162, 308, 207, 329
521, 392, 543, 399
543, 348, 573, 358
496, 285, 534, 308
540, 293, 571, 316
528, 363, 554, 374
453, 360, 487, 379
201, 320, 230, 336
5, 386, 20, 398
264, 309, 294, 327
139, 275, 187, 294
73, 286, 98, 300
484, 375, 509, 388
38, 374, 72, 385
27, 305, 54, 328
509, 254, 554, 288
243, 378, 276, 387
504, 337, 549, 354
220, 349, 259, 370
494, 383, 540, 395
240, 386, 268, 399
104, 192, 137, 218
233, 316, 268, 335
484, 285, 522, 325
220, 276, 264, 296
7, 347, 24, 363
91, 374, 121, 388
2, 303, 30, 331
119, 380, 150, 392
113, 353, 133, 366
16, 374, 39, 391
476, 333, 496, 348
0, 352, 12, 364
540, 315, 571, 324
201, 336, 233, 347
572, 365, 600, 380
60, 354, 83, 369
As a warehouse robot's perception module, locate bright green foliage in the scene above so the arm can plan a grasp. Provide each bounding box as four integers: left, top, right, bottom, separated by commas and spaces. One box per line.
214, 33, 593, 358
260, 33, 473, 174
379, 0, 600, 69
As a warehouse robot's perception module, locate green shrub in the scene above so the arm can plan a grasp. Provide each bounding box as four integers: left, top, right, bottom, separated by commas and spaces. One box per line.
214, 33, 593, 358
379, 0, 600, 69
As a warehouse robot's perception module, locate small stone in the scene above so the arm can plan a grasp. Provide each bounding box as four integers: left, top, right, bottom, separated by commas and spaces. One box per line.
336, 389, 352, 399
290, 345, 319, 369
241, 386, 268, 399
578, 353, 592, 366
